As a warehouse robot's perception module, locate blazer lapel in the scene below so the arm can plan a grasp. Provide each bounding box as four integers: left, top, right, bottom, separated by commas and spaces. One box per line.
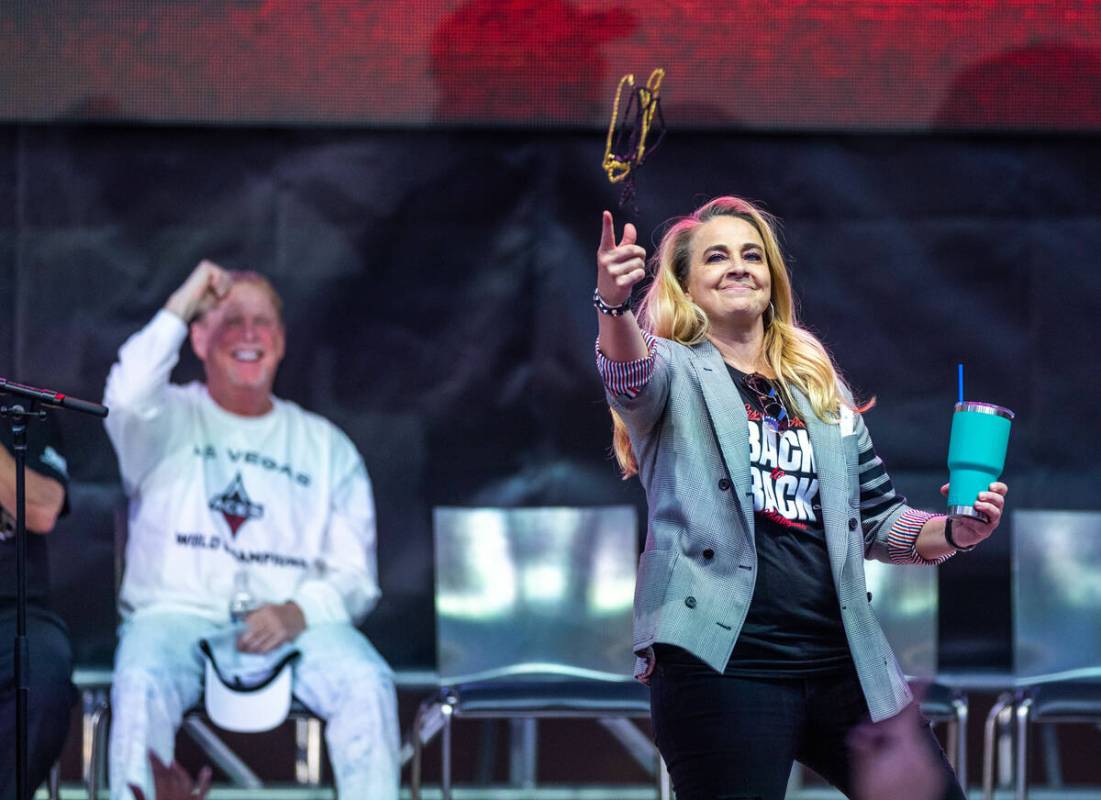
688, 341, 754, 538
796, 387, 850, 587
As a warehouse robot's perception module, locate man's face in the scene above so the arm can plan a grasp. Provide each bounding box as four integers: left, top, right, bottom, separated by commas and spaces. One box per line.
191, 282, 285, 400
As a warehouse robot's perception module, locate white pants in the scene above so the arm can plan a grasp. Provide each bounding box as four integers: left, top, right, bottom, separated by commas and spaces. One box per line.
109, 610, 400, 800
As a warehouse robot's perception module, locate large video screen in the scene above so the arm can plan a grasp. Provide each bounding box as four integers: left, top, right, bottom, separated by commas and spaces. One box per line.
4, 0, 1101, 130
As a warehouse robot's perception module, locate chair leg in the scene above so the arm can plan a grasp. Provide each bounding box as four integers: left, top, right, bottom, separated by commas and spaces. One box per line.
181, 717, 262, 788
87, 701, 111, 800
1015, 696, 1032, 800
81, 689, 99, 788
953, 695, 969, 790
410, 701, 431, 800
787, 762, 804, 793
658, 755, 672, 800
295, 716, 323, 785
441, 705, 454, 800
983, 692, 1013, 800
508, 718, 537, 789
410, 713, 423, 800
1039, 723, 1062, 787
410, 697, 458, 800
48, 760, 61, 800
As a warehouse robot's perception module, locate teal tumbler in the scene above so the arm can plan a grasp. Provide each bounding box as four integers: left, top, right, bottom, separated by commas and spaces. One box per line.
947, 401, 1014, 522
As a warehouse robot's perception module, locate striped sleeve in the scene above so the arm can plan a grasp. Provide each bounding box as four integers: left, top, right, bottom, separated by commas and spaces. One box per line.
855, 431, 955, 566
595, 332, 658, 398
886, 509, 955, 566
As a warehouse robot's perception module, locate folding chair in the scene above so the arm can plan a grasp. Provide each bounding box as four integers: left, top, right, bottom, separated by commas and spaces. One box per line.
409, 506, 670, 800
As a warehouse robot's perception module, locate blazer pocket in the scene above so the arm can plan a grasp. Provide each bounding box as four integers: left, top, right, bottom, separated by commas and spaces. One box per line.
633, 548, 678, 646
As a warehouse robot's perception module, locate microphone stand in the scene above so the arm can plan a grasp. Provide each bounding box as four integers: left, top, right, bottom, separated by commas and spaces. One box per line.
1, 379, 107, 800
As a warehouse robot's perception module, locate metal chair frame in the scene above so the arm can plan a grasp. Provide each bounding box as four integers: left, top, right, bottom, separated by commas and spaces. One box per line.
409, 690, 671, 800
85, 697, 326, 798
982, 687, 1101, 800
980, 511, 1101, 800
921, 685, 970, 788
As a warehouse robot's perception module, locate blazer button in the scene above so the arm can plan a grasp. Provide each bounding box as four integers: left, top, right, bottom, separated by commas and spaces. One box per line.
867, 592, 873, 603
848, 518, 858, 531
718, 478, 732, 491
685, 596, 697, 609
702, 548, 715, 560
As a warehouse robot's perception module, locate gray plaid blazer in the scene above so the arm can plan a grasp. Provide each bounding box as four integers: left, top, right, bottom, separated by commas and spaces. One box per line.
608, 336, 914, 722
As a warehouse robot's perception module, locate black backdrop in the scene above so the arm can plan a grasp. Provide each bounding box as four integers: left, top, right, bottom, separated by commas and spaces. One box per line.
3, 123, 1100, 672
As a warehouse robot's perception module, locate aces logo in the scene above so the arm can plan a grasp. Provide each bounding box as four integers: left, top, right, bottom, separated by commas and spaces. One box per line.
209, 473, 264, 536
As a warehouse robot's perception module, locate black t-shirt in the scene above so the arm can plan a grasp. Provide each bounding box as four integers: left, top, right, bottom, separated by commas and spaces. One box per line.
0, 416, 70, 602
722, 364, 851, 676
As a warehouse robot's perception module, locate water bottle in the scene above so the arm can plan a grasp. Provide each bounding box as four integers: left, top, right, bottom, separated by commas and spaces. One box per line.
229, 570, 255, 625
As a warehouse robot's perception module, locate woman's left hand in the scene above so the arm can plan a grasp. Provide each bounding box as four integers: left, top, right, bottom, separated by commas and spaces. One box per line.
939, 481, 1008, 548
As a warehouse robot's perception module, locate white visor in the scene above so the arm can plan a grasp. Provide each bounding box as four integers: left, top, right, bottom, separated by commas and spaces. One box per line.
200, 634, 300, 733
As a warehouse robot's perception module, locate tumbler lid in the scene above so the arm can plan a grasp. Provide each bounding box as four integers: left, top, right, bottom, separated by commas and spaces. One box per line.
954, 401, 1014, 420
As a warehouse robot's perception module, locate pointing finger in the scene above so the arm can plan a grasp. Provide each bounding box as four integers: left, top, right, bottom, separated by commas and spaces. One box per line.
599, 211, 616, 252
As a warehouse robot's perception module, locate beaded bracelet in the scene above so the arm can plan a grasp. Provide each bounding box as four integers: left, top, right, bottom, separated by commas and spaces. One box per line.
593, 288, 632, 317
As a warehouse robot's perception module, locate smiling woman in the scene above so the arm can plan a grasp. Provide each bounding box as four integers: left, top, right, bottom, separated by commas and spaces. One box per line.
683, 217, 772, 353
591, 196, 1007, 800
599, 197, 842, 476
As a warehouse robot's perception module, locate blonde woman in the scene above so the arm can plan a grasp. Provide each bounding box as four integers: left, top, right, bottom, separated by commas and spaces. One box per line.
593, 197, 1006, 800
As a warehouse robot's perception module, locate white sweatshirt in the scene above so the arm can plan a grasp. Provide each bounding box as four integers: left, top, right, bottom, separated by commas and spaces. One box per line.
104, 310, 380, 627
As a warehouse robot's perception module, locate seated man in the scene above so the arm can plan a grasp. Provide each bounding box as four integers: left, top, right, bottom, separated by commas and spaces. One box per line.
104, 261, 399, 800
0, 413, 75, 800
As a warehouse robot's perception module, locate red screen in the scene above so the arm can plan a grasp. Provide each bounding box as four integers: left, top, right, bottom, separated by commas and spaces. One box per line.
4, 0, 1101, 130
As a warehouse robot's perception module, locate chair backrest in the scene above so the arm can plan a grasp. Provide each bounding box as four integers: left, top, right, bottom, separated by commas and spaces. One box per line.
48, 480, 127, 668
863, 559, 938, 680
1013, 509, 1101, 683
432, 506, 638, 684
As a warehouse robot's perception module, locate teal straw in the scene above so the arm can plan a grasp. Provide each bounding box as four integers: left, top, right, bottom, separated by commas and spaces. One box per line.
957, 363, 964, 405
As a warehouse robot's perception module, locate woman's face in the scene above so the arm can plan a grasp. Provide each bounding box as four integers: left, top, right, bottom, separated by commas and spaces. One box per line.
684, 215, 771, 329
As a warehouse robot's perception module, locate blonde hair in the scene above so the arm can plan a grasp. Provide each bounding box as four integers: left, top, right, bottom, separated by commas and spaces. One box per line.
612, 196, 864, 477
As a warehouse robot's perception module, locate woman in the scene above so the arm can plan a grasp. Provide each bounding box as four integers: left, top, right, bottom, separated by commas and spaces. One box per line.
593, 196, 1007, 800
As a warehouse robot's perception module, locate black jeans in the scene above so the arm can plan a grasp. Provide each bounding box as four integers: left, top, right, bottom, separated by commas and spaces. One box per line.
0, 604, 77, 800
650, 656, 966, 800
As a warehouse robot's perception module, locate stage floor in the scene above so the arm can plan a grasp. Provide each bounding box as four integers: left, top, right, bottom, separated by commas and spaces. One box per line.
35, 786, 1101, 800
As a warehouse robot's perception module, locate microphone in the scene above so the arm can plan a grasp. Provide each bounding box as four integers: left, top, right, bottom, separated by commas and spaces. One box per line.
0, 377, 109, 418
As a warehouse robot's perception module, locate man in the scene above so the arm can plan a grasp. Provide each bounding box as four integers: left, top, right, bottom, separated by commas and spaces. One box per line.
0, 410, 75, 800
103, 261, 399, 800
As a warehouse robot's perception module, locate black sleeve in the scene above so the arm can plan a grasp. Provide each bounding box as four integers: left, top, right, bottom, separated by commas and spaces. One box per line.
0, 415, 71, 519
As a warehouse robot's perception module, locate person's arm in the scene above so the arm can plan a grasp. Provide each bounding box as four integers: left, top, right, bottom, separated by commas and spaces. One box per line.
292, 445, 380, 625
104, 261, 232, 491
0, 446, 64, 533
593, 211, 673, 445
854, 409, 1007, 564
850, 411, 937, 565
595, 210, 649, 362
